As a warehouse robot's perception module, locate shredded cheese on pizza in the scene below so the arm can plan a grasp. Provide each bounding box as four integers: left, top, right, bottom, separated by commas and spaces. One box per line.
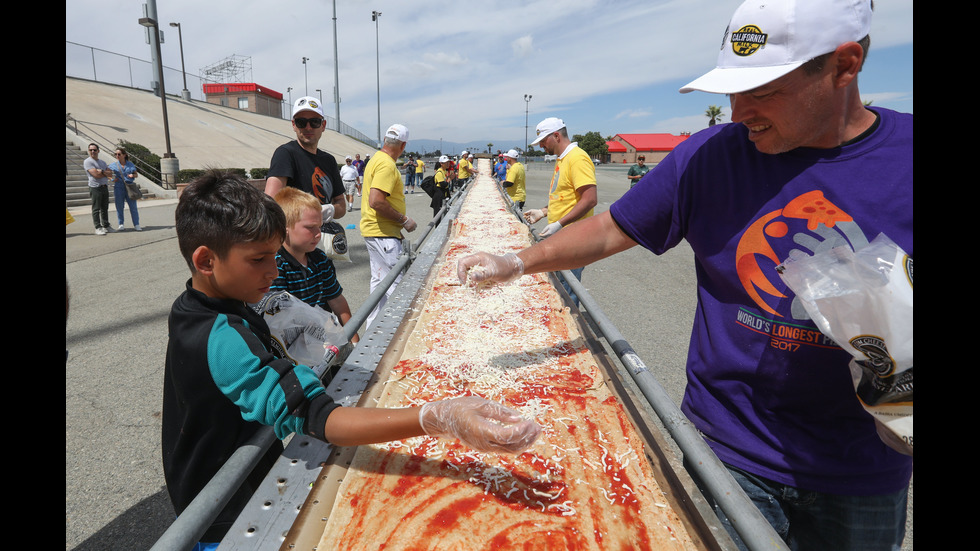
316, 162, 700, 550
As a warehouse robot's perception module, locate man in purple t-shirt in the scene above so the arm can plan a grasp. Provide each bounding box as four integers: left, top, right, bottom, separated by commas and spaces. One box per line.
457, 1, 911, 549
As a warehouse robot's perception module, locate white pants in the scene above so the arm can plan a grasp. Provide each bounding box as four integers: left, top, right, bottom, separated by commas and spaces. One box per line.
365, 236, 404, 328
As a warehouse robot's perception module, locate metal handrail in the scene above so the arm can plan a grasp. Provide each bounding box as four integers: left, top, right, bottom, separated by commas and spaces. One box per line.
66, 114, 165, 188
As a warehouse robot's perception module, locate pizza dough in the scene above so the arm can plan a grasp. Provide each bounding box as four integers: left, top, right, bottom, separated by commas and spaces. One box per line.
317, 165, 700, 550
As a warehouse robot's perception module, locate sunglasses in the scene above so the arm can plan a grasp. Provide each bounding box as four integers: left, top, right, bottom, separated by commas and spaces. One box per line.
88, 149, 98, 152
294, 117, 323, 129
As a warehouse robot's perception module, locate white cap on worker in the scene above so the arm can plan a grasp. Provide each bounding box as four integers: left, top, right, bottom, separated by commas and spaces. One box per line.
291, 96, 324, 118
439, 155, 450, 163
503, 149, 520, 159
530, 117, 565, 146
385, 123, 410, 142
345, 155, 352, 160
679, 0, 872, 94
461, 150, 469, 156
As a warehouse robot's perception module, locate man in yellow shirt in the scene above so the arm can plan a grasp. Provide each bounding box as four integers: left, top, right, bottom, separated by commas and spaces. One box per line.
457, 150, 473, 190
524, 117, 597, 305
502, 149, 526, 210
360, 123, 417, 327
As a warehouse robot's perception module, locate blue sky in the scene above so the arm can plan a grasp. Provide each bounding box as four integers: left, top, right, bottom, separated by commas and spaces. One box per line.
66, 0, 912, 146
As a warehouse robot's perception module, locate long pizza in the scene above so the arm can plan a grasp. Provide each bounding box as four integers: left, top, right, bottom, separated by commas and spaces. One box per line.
316, 164, 701, 550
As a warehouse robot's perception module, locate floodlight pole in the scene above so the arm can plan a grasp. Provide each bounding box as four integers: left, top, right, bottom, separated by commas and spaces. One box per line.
372, 10, 382, 147
524, 94, 532, 164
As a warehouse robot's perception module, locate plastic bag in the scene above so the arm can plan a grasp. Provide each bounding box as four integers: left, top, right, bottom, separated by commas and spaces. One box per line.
253, 291, 347, 377
320, 220, 351, 262
777, 233, 912, 454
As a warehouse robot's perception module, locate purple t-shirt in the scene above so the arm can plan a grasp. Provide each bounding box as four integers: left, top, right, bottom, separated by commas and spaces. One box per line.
609, 107, 912, 495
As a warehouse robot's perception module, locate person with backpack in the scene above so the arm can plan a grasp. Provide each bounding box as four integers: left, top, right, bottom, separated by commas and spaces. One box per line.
430, 155, 453, 216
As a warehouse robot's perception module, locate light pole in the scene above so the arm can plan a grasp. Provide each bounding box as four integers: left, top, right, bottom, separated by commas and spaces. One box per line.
168, 22, 190, 100
372, 10, 382, 147
138, 16, 177, 186
524, 94, 532, 164
316, 88, 323, 106
302, 57, 310, 96
331, 0, 342, 131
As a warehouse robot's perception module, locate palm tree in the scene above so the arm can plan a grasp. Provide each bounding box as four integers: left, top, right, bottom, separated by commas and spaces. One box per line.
487, 142, 493, 154
706, 105, 724, 126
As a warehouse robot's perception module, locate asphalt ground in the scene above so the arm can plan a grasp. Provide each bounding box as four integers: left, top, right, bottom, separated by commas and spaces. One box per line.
66, 161, 910, 549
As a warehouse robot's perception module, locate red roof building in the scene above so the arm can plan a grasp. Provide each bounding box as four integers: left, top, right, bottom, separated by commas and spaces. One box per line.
605, 133, 691, 164
202, 83, 283, 118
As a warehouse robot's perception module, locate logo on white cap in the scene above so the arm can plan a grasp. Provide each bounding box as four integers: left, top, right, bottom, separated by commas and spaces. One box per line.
292, 96, 324, 118
730, 25, 768, 56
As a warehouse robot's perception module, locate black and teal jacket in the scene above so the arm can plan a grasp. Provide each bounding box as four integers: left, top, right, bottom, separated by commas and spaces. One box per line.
162, 281, 340, 542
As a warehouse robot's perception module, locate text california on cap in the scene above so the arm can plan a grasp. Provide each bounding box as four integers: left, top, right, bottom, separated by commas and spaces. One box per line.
679, 0, 872, 94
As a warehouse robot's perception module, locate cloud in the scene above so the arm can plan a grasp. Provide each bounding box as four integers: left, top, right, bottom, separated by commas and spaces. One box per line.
511, 35, 534, 58
66, 0, 912, 142
614, 109, 653, 120
422, 51, 469, 67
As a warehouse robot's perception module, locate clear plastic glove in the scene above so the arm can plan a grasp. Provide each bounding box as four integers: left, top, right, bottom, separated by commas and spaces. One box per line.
401, 216, 417, 232
524, 208, 546, 224
321, 203, 335, 224
419, 396, 541, 454
539, 221, 562, 238
456, 252, 525, 284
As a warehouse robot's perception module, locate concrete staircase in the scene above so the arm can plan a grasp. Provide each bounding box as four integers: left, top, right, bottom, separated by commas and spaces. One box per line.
66, 142, 155, 208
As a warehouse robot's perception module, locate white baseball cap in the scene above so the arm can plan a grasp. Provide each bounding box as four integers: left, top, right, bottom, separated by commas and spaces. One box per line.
384, 123, 410, 142
503, 149, 520, 159
530, 117, 566, 146
461, 150, 469, 156
680, 0, 872, 94
439, 155, 450, 163
291, 96, 324, 118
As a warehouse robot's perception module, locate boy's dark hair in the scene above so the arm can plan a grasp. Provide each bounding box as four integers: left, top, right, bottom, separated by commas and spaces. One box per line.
175, 170, 286, 270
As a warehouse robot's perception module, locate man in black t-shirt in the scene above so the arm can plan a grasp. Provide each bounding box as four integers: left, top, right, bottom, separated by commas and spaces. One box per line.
266, 96, 347, 222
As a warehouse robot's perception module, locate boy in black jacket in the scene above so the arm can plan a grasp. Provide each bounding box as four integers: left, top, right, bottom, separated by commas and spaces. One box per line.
162, 171, 540, 545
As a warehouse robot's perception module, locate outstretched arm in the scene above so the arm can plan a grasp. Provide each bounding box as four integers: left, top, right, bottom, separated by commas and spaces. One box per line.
323, 397, 541, 454
458, 210, 638, 283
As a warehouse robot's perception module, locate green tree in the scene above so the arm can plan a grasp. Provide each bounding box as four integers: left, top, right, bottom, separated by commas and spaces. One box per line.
706, 105, 724, 126
117, 140, 161, 175
572, 131, 608, 160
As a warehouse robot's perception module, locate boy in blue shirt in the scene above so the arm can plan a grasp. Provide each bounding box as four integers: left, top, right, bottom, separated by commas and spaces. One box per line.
162, 171, 540, 545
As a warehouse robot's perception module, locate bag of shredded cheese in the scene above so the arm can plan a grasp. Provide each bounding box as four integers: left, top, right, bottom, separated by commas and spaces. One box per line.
253, 291, 347, 377
777, 233, 912, 455
320, 221, 352, 263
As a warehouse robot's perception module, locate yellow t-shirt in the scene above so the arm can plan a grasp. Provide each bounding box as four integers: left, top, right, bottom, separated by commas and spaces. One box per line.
415, 159, 424, 174
505, 162, 526, 202
458, 158, 472, 179
359, 152, 405, 238
547, 146, 596, 224
434, 167, 449, 190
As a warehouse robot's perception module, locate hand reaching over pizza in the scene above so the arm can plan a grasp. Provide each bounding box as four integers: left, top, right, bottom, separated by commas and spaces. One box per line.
457, 252, 525, 285
420, 396, 541, 454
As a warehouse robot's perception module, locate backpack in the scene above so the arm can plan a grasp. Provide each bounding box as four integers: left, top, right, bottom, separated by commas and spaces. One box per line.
419, 175, 436, 197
